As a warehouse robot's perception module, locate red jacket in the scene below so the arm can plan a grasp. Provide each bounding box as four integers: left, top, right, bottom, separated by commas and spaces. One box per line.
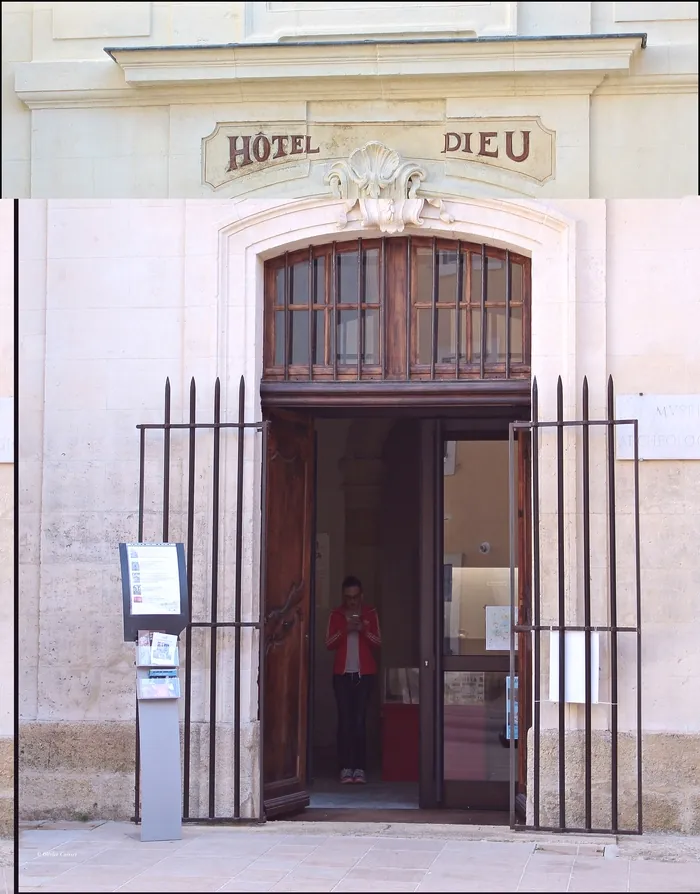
326, 603, 381, 676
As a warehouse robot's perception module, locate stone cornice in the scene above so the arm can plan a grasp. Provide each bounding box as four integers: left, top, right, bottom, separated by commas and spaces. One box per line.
105, 34, 646, 87
13, 34, 655, 109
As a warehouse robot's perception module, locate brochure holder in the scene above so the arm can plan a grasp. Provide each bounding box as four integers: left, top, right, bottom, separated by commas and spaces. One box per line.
135, 631, 182, 843
119, 542, 190, 843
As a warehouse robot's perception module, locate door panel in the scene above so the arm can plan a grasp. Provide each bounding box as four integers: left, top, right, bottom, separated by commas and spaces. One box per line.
263, 411, 314, 818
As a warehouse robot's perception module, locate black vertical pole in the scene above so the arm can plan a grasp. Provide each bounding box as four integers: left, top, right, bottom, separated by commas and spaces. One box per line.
607, 375, 619, 833
134, 425, 146, 823
582, 377, 592, 830
283, 254, 289, 380
162, 378, 171, 542
234, 376, 245, 819
556, 376, 566, 830
183, 378, 196, 818
208, 378, 222, 817
532, 379, 541, 828
632, 415, 643, 834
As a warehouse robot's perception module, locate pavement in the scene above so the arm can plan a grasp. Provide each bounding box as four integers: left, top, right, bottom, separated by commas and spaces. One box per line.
17, 819, 700, 893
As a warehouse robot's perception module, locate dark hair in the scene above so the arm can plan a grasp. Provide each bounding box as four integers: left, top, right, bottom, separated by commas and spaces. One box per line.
342, 575, 362, 592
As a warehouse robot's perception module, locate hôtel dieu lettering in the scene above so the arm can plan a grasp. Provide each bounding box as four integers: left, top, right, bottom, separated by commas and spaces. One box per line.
202, 118, 555, 191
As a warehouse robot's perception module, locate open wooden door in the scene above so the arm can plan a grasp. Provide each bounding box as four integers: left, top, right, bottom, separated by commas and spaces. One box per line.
516, 430, 532, 819
262, 410, 315, 818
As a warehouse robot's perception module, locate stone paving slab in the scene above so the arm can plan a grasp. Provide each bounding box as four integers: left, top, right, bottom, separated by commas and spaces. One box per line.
17, 821, 700, 893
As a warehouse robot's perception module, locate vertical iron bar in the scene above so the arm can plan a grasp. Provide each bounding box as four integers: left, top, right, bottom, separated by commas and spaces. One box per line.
406, 236, 412, 379
633, 416, 643, 834
208, 378, 222, 818
607, 375, 619, 833
480, 245, 487, 379
508, 423, 517, 829
283, 253, 290, 380
357, 238, 363, 381
532, 380, 541, 828
134, 425, 146, 823
258, 420, 270, 822
455, 243, 462, 381
582, 378, 592, 830
331, 243, 338, 380
234, 377, 245, 819
381, 238, 387, 379
183, 378, 197, 819
308, 247, 314, 381
434, 421, 444, 803
557, 376, 566, 830
162, 378, 171, 541
505, 250, 511, 379
431, 237, 437, 380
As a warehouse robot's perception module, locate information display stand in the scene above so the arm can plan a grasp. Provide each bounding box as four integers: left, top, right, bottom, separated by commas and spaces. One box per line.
119, 543, 189, 843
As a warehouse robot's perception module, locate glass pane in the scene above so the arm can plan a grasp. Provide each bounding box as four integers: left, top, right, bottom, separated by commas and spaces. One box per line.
274, 311, 285, 364
364, 248, 380, 304
363, 308, 380, 364
313, 256, 326, 305
510, 305, 523, 363
438, 249, 459, 304
337, 251, 359, 304
470, 308, 482, 363
437, 308, 455, 364
470, 252, 482, 305
290, 261, 309, 306
416, 308, 432, 364
485, 306, 506, 362
486, 256, 505, 302
274, 267, 285, 306
413, 246, 433, 304
444, 671, 517, 782
290, 310, 309, 365
314, 310, 325, 364
443, 440, 516, 658
458, 307, 467, 362
337, 309, 358, 364
510, 261, 523, 305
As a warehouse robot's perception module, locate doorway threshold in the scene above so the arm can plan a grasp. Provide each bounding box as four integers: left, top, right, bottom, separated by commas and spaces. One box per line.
284, 807, 510, 825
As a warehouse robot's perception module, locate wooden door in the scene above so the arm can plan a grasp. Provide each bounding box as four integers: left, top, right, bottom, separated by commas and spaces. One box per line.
516, 430, 532, 814
262, 410, 315, 818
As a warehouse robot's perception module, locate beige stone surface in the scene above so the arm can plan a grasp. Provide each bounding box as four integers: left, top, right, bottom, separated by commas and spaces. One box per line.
2, 4, 697, 198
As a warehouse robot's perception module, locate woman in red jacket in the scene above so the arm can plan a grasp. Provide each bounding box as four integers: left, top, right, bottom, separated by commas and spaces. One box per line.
325, 575, 382, 785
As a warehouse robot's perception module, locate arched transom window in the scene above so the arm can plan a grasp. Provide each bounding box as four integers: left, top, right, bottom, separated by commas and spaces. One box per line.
263, 237, 530, 382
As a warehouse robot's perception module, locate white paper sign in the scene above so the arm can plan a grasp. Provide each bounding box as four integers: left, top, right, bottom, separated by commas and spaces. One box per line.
485, 605, 517, 651
127, 543, 181, 615
616, 394, 700, 460
0, 398, 13, 463
549, 631, 600, 704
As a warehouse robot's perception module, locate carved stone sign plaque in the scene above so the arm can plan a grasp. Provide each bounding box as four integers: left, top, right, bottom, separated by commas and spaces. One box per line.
202, 118, 555, 191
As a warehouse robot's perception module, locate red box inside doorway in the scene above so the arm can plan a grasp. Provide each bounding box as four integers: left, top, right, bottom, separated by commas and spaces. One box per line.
381, 703, 419, 782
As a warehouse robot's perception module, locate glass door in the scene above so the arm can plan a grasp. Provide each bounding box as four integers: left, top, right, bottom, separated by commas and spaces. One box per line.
441, 437, 518, 811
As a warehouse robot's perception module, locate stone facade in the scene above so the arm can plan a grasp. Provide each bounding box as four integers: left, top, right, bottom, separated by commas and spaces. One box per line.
8, 0, 700, 836
0, 201, 15, 838
16, 195, 700, 831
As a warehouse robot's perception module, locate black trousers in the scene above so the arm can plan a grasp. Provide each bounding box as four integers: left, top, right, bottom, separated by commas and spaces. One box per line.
333, 672, 374, 772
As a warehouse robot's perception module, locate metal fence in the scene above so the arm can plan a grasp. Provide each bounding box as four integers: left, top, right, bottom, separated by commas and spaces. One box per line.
132, 376, 266, 823
508, 375, 643, 834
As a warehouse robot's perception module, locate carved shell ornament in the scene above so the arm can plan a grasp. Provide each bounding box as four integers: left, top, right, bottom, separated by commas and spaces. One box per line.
325, 141, 454, 235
